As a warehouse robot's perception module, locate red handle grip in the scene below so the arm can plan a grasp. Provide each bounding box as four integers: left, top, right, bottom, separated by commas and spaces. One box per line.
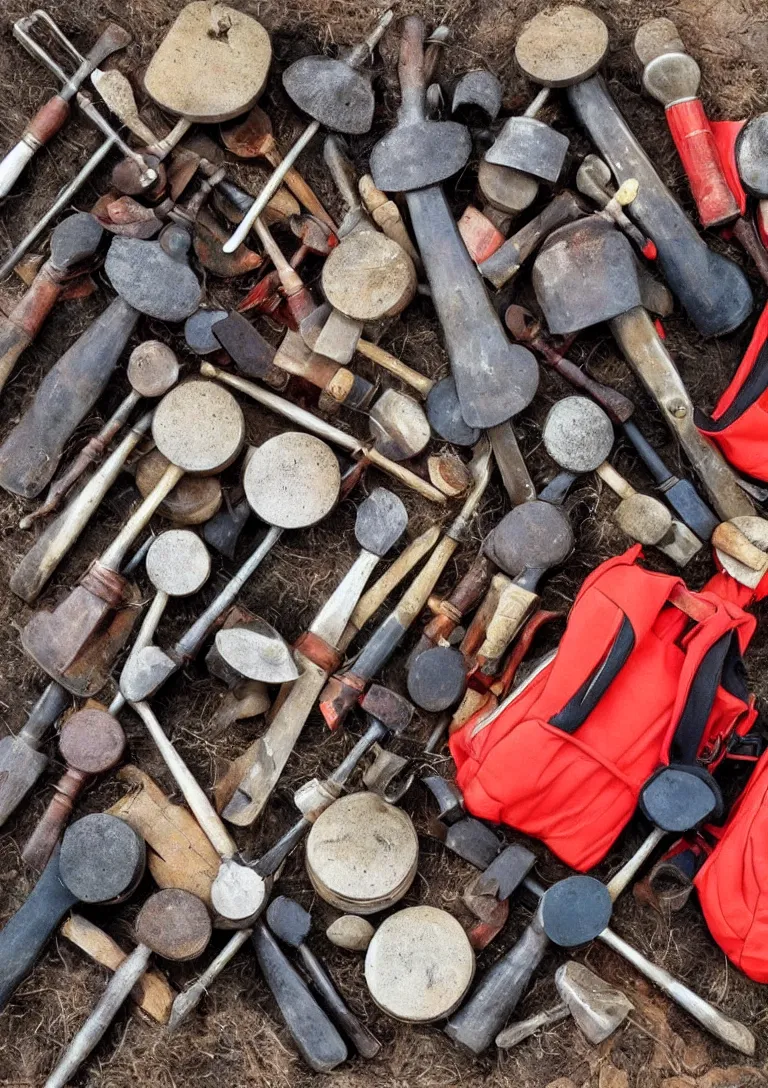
666, 98, 740, 228
26, 96, 71, 146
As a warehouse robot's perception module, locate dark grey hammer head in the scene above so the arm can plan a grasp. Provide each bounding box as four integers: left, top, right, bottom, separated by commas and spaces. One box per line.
59, 813, 145, 904
49, 212, 104, 272
105, 234, 202, 322
407, 645, 466, 712
267, 895, 311, 947
354, 489, 409, 557
360, 684, 414, 734
532, 218, 641, 335
283, 57, 377, 134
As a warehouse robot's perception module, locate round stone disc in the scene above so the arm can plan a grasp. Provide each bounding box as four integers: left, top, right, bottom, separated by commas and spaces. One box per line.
640, 766, 720, 832
127, 341, 180, 398
543, 396, 614, 473
135, 888, 212, 961
715, 515, 768, 588
633, 18, 686, 67
210, 857, 268, 924
515, 6, 609, 87
306, 792, 418, 912
136, 451, 223, 525
59, 709, 126, 775
144, 2, 272, 123
484, 501, 574, 577
426, 377, 482, 447
146, 530, 211, 597
152, 381, 245, 474
244, 432, 340, 529
407, 646, 466, 712
540, 875, 613, 947
478, 158, 539, 215
365, 906, 475, 1022
322, 231, 417, 321
614, 493, 672, 546
60, 813, 145, 903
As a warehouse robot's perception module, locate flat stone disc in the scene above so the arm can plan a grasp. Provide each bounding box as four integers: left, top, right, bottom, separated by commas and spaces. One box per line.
541, 875, 613, 947
144, 2, 272, 123
146, 530, 211, 597
407, 646, 466, 712
136, 451, 223, 525
515, 6, 609, 87
152, 381, 245, 474
322, 232, 416, 321
478, 159, 539, 215
59, 709, 126, 775
60, 813, 145, 903
127, 341, 180, 398
306, 792, 418, 911
543, 396, 614, 473
105, 236, 202, 322
715, 515, 768, 588
426, 377, 481, 447
634, 18, 687, 66
365, 906, 475, 1022
640, 766, 720, 832
244, 432, 340, 529
135, 888, 212, 960
210, 857, 268, 924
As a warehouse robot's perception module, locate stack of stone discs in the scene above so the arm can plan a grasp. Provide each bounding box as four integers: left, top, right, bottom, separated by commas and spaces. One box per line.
305, 792, 418, 914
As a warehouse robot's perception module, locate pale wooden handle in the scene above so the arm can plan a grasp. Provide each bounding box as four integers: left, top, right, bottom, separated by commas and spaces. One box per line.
396, 535, 459, 624
60, 915, 174, 1023
712, 521, 768, 573
357, 339, 434, 398
596, 461, 636, 500
478, 583, 539, 663
365, 446, 446, 503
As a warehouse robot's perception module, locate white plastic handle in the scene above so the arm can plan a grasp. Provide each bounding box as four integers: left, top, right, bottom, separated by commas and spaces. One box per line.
0, 138, 37, 199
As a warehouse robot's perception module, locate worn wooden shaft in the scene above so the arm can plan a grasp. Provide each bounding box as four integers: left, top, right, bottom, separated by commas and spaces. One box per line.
605, 827, 666, 901
44, 943, 152, 1088
356, 339, 434, 398
168, 928, 251, 1030
596, 461, 635, 500
100, 464, 184, 570
0, 264, 64, 394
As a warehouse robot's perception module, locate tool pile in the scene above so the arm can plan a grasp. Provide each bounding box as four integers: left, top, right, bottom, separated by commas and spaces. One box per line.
1, 3, 768, 1082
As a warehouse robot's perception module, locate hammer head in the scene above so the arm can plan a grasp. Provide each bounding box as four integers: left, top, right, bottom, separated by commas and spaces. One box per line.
267, 895, 311, 948
360, 684, 414, 735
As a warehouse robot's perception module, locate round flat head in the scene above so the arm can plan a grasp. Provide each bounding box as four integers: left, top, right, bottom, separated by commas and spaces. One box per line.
736, 114, 768, 198
365, 906, 475, 1022
543, 396, 614, 473
426, 378, 482, 447
105, 235, 202, 321
185, 309, 229, 355
146, 530, 211, 597
136, 451, 223, 525
127, 341, 180, 398
541, 875, 613, 947
634, 18, 687, 66
715, 515, 768, 588
642, 53, 701, 108
484, 501, 574, 577
306, 792, 418, 913
59, 814, 145, 904
59, 709, 126, 775
49, 212, 103, 271
211, 857, 268, 924
354, 488, 409, 556
369, 389, 431, 462
407, 646, 466, 712
267, 896, 311, 947
614, 493, 672, 546
640, 766, 721, 832
215, 620, 299, 684
135, 889, 212, 961
322, 232, 416, 321
143, 2, 272, 123
244, 432, 340, 529
282, 57, 376, 134
478, 159, 539, 215
515, 6, 609, 87
152, 381, 245, 474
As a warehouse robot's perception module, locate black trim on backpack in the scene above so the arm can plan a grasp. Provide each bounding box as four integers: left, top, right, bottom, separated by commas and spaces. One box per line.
550, 614, 635, 734
672, 633, 737, 765
694, 341, 768, 433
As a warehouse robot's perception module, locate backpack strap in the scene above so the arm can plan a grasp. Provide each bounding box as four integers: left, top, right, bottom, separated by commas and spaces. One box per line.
549, 613, 635, 734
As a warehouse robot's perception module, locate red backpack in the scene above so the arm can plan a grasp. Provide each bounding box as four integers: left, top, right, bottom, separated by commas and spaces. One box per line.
450, 548, 757, 872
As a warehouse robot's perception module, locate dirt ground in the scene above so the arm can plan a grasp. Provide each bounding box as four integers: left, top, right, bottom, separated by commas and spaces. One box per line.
0, 0, 767, 1086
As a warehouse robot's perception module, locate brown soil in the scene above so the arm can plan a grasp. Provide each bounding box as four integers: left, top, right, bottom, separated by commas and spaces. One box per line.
0, 1, 767, 1087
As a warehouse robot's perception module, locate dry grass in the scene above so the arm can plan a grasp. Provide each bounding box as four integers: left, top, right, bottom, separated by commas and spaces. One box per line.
0, 0, 767, 1086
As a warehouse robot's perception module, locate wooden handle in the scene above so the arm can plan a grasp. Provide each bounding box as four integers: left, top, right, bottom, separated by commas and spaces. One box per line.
0, 267, 63, 394
712, 521, 768, 573
61, 914, 174, 1023
0, 847, 79, 1012
364, 446, 447, 503
0, 297, 139, 498
596, 461, 635, 500
666, 99, 740, 228
281, 163, 337, 231
356, 339, 434, 398
479, 192, 584, 288
22, 768, 90, 872
252, 923, 347, 1071
476, 582, 538, 669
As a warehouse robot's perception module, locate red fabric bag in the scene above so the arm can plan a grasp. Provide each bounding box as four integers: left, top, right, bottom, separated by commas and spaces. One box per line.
450, 548, 757, 872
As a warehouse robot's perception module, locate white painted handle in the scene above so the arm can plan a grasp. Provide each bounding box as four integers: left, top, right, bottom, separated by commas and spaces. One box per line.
0, 139, 37, 199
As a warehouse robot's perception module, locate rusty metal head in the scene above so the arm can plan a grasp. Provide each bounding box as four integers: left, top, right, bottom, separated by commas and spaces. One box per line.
289, 213, 337, 255
360, 684, 414, 734
194, 209, 263, 278
220, 104, 275, 159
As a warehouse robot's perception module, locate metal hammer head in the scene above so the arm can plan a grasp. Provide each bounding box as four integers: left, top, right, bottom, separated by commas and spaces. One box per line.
360, 684, 414, 735
267, 895, 311, 947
